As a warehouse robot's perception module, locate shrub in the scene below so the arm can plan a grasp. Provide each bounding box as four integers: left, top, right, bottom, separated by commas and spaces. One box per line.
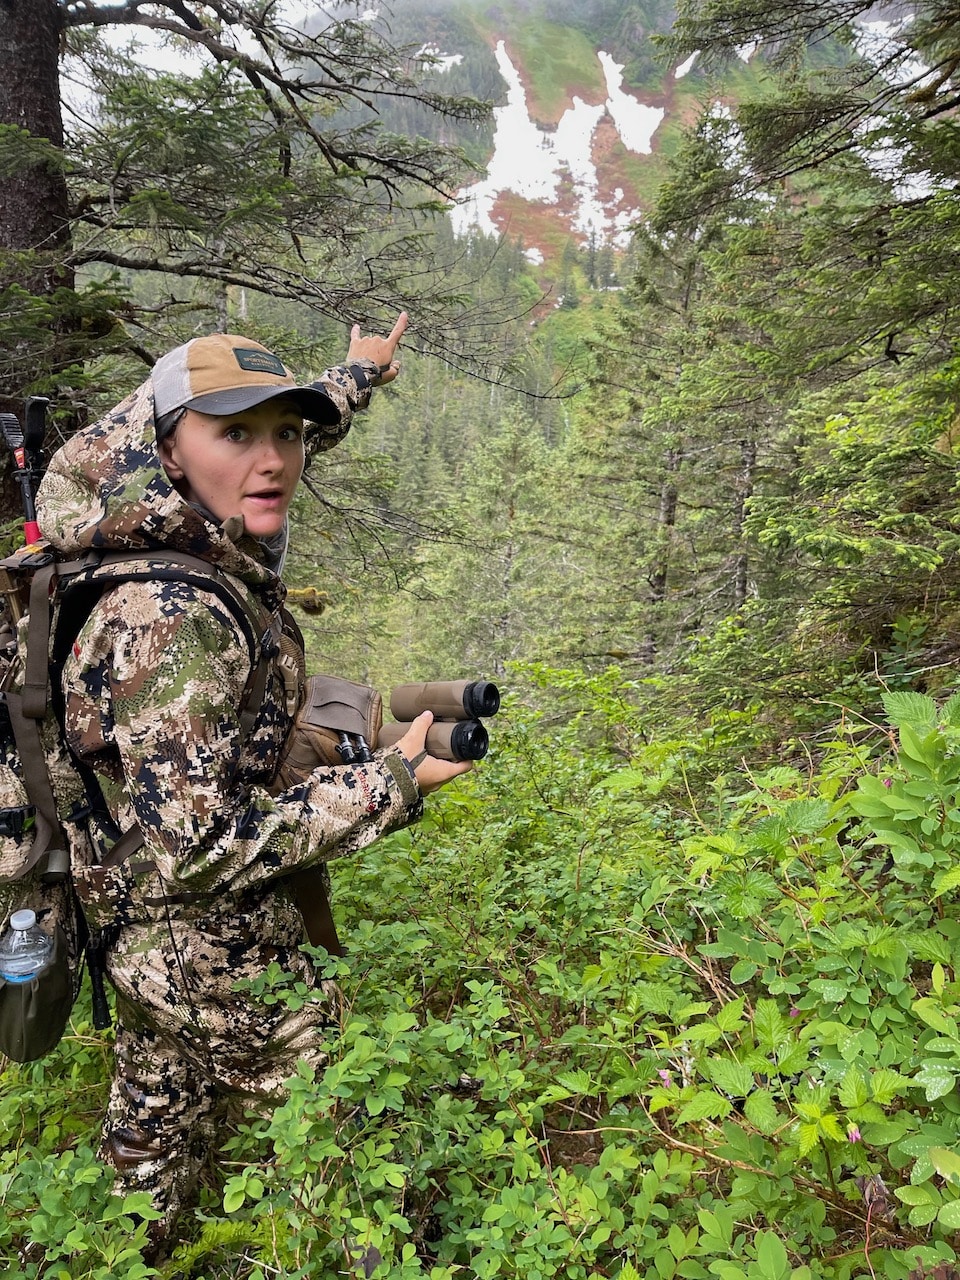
7, 674, 960, 1279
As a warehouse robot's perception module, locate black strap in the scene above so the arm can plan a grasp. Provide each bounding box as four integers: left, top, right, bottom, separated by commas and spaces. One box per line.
288, 868, 344, 956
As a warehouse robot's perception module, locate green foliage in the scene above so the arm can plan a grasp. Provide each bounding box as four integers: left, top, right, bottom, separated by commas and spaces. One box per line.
0, 986, 161, 1277
507, 21, 608, 120
11, 676, 960, 1277
10, 3, 960, 1274
0, 0, 507, 413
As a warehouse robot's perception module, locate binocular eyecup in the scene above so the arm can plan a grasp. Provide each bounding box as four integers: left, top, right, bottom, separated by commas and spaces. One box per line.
389, 679, 500, 723
378, 717, 490, 762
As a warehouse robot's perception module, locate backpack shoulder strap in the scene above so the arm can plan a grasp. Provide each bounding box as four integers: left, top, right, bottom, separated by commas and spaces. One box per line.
4, 559, 71, 880
13, 549, 278, 877
54, 550, 278, 744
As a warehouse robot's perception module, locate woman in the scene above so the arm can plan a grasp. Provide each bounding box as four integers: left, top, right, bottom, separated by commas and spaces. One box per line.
35, 317, 468, 1250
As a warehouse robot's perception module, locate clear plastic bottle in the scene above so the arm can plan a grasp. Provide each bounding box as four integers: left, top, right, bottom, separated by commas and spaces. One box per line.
0, 909, 53, 983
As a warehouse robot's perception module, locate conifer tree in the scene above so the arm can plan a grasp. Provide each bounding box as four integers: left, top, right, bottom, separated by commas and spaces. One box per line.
0, 0, 492, 427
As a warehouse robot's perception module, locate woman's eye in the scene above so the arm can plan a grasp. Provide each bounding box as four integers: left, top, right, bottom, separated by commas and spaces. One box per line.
225, 426, 247, 441
279, 426, 303, 442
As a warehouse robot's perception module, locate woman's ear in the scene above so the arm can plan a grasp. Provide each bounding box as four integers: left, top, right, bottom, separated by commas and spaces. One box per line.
158, 433, 185, 481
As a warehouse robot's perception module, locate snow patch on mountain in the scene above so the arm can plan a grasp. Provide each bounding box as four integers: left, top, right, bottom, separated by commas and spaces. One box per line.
418, 44, 464, 72
675, 52, 698, 78
599, 53, 664, 153
450, 40, 662, 247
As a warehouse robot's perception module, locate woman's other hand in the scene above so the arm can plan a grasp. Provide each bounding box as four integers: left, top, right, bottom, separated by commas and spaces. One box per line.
391, 710, 473, 795
347, 312, 408, 386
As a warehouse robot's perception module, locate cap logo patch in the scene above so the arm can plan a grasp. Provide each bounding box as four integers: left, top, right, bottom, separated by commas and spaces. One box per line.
233, 347, 287, 377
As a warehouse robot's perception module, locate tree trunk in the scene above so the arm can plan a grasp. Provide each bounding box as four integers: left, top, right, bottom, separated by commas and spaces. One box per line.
639, 444, 681, 666
0, 0, 68, 254
731, 437, 756, 609
0, 0, 71, 514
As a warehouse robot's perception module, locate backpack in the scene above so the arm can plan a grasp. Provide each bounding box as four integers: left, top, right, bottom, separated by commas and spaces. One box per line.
0, 540, 282, 1062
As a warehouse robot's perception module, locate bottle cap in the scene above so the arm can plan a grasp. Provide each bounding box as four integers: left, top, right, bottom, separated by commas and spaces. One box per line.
10, 909, 37, 931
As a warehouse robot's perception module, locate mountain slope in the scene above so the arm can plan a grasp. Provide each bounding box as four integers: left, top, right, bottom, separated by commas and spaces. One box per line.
382, 0, 764, 262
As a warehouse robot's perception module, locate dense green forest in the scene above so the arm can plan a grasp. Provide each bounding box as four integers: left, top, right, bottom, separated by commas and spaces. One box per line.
6, 1, 960, 1277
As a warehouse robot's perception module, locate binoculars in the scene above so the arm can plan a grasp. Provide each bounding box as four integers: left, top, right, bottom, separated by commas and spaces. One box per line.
377, 679, 501, 761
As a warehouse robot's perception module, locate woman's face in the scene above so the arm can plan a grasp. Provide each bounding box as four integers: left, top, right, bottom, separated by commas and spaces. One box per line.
159, 399, 305, 538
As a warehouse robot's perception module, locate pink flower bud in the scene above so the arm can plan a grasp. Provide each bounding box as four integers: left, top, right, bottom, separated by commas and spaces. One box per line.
847, 1124, 861, 1143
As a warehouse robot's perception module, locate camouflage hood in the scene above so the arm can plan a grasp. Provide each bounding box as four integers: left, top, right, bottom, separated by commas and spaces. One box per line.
37, 376, 279, 593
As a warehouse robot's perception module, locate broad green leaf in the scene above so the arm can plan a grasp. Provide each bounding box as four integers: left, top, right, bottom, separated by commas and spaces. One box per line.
848, 777, 899, 816
794, 1102, 822, 1123
889, 836, 934, 865
707, 1058, 755, 1097
781, 799, 830, 834
912, 998, 959, 1036
684, 1023, 723, 1046
933, 864, 960, 898
755, 1229, 789, 1280
886, 791, 935, 819
930, 1147, 960, 1185
860, 1119, 911, 1146
668, 1222, 687, 1258
808, 978, 848, 1003
870, 1068, 908, 1104
907, 932, 954, 963
938, 1199, 960, 1228
700, 942, 736, 959
895, 1184, 939, 1206
908, 1203, 941, 1227
556, 1069, 593, 1094
923, 1036, 960, 1054
898, 1131, 956, 1157
797, 1122, 820, 1157
382, 1011, 418, 1035
915, 1063, 956, 1101
744, 1089, 780, 1135
898, 722, 938, 771
223, 1186, 246, 1213
882, 691, 937, 731
838, 1068, 869, 1109
819, 1113, 846, 1144
715, 997, 747, 1032
729, 960, 758, 984
539, 1084, 574, 1104
677, 1090, 733, 1125
753, 999, 787, 1048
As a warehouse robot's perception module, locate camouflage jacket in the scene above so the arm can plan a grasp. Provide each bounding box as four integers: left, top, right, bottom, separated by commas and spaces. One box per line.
34, 362, 421, 1049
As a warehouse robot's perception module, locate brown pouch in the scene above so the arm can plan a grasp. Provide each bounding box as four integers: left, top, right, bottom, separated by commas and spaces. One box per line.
272, 674, 383, 791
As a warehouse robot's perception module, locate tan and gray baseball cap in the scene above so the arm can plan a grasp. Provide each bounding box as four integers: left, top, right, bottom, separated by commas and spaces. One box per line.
151, 333, 340, 425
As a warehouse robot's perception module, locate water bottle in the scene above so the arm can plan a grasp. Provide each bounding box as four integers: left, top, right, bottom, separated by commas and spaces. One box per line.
0, 909, 53, 984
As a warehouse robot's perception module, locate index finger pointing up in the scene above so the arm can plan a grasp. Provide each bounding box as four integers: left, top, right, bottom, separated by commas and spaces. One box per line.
387, 311, 409, 346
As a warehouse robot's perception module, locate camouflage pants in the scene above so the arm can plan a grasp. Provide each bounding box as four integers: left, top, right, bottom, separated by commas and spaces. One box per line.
101, 985, 334, 1244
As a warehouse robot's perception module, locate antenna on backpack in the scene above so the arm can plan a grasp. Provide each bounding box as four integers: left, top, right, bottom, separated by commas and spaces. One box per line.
1, 397, 48, 547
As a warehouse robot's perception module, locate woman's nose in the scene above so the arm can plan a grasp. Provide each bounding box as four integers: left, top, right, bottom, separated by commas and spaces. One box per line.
256, 437, 285, 470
